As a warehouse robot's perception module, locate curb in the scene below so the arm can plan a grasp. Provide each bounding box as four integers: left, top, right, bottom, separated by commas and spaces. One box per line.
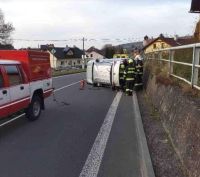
132, 92, 155, 177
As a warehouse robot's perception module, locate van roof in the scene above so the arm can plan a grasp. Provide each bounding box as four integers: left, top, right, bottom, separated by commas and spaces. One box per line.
0, 60, 20, 65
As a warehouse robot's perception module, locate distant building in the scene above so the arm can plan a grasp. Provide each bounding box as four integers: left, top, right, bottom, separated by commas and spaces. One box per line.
41, 44, 84, 69
85, 46, 105, 61
143, 34, 195, 54
113, 54, 129, 58
0, 44, 14, 50
115, 41, 143, 54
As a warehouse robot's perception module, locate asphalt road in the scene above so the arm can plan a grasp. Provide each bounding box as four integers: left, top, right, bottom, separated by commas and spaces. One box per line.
0, 73, 141, 177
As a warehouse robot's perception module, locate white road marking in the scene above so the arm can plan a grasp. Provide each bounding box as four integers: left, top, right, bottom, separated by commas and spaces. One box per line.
132, 92, 155, 177
0, 81, 81, 127
0, 113, 25, 128
79, 92, 122, 177
54, 81, 81, 92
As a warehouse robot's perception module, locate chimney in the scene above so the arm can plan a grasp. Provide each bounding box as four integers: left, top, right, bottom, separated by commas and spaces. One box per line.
159, 33, 164, 38
174, 35, 179, 41
143, 35, 149, 46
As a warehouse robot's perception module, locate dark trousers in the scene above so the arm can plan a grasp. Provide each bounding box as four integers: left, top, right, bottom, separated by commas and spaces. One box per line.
119, 79, 125, 90
135, 74, 143, 90
125, 80, 134, 95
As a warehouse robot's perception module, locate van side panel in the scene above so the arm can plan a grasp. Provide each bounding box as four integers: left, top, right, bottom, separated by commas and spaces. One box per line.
0, 50, 51, 82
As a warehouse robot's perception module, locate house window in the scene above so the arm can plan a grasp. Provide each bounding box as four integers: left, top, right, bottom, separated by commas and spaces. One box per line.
153, 44, 156, 49
161, 43, 165, 48
77, 60, 81, 64
68, 61, 72, 65
61, 61, 64, 65
5, 65, 22, 86
90, 54, 93, 57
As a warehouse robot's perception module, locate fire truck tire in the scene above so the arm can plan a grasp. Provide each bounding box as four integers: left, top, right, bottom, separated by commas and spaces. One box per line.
26, 95, 42, 121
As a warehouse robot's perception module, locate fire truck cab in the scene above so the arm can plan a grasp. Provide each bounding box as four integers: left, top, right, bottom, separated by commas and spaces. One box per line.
0, 50, 53, 121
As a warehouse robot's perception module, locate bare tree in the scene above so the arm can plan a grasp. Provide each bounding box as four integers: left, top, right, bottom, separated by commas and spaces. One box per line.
0, 9, 15, 45
101, 44, 115, 59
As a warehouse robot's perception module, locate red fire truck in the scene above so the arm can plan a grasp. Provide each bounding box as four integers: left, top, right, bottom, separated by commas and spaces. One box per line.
0, 50, 53, 121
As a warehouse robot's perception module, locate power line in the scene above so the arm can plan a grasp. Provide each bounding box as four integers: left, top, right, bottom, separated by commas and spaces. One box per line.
11, 37, 144, 42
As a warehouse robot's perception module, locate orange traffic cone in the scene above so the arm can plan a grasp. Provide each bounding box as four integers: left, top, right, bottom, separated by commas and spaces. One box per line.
80, 80, 85, 90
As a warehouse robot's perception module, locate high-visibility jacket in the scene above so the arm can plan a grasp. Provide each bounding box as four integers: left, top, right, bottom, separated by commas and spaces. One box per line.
135, 59, 143, 75
124, 63, 136, 81
134, 57, 143, 87
119, 64, 125, 80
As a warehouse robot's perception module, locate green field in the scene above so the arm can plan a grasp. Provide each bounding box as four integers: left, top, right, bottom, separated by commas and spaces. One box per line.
52, 69, 86, 77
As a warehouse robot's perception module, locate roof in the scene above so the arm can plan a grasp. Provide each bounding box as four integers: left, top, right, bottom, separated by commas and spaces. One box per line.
142, 36, 196, 50
0, 60, 20, 65
190, 0, 200, 13
41, 45, 84, 59
86, 46, 104, 56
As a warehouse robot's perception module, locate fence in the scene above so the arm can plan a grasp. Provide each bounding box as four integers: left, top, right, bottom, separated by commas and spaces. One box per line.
145, 43, 200, 90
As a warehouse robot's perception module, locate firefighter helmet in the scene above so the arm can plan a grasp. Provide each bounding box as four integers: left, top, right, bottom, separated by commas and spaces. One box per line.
128, 59, 133, 64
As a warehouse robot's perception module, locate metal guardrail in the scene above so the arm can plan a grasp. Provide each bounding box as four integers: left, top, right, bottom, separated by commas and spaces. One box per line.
145, 43, 200, 90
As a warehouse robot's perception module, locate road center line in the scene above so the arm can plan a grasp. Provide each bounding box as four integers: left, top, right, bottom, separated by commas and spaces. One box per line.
79, 92, 122, 177
0, 113, 25, 128
54, 81, 81, 92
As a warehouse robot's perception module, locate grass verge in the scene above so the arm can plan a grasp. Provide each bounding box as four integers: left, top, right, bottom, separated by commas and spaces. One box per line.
52, 69, 86, 77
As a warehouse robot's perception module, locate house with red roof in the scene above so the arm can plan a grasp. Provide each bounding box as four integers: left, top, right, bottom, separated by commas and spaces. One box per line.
85, 46, 105, 61
142, 34, 196, 54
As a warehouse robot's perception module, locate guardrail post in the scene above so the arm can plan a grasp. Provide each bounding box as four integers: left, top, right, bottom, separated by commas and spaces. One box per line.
169, 50, 174, 76
191, 46, 200, 87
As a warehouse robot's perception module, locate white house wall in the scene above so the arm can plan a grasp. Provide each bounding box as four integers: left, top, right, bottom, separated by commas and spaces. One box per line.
86, 51, 104, 60
49, 52, 58, 69
49, 51, 82, 68
57, 59, 82, 68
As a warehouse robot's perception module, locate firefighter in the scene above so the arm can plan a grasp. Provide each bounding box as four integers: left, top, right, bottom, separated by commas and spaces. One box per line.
124, 59, 136, 96
119, 60, 126, 91
133, 49, 143, 90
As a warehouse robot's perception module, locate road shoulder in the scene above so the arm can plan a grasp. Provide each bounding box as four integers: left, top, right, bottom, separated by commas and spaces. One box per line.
137, 91, 187, 177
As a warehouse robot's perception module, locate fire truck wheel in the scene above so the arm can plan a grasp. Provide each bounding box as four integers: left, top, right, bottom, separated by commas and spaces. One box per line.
26, 95, 42, 121
112, 86, 116, 91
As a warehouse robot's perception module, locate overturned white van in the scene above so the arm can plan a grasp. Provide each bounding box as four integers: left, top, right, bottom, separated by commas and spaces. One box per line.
86, 58, 128, 88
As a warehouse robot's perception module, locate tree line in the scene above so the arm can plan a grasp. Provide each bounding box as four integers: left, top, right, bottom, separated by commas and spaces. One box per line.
0, 9, 15, 45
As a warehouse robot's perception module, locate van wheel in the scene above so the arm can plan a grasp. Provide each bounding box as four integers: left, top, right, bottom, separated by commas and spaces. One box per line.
26, 96, 42, 121
93, 83, 97, 87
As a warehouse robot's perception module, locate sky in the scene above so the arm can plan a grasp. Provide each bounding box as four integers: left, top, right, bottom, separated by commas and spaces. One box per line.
0, 0, 199, 49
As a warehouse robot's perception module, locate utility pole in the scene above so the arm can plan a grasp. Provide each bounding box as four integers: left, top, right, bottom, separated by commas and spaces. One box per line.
82, 37, 85, 69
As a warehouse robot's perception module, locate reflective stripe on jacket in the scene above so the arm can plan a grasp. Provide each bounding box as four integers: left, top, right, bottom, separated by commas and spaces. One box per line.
125, 65, 136, 81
